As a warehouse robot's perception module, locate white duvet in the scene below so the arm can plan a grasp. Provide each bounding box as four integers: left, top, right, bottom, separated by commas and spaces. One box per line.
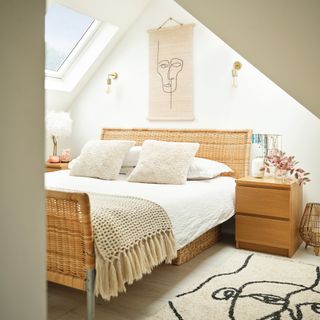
45, 170, 235, 249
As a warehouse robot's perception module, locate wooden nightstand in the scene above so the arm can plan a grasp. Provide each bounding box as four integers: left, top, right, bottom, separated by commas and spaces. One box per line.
235, 177, 302, 257
45, 162, 69, 172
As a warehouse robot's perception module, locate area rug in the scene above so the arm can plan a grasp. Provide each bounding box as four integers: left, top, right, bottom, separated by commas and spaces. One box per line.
150, 252, 320, 320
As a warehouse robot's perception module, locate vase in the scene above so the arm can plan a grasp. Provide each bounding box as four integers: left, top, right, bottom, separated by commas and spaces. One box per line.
275, 168, 290, 183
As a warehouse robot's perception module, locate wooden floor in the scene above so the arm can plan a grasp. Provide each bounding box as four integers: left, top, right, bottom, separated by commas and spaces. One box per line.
48, 235, 320, 320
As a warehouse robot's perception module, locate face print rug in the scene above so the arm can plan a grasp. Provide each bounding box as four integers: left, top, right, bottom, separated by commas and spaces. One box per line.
150, 252, 320, 320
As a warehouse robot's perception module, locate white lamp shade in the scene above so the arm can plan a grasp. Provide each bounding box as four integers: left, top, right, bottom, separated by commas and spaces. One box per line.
46, 111, 72, 137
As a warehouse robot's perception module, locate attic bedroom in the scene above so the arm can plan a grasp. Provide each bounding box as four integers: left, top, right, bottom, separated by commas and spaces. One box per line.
1, 1, 320, 320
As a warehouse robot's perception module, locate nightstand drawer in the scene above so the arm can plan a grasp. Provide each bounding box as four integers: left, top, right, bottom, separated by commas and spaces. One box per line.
236, 214, 290, 249
236, 186, 290, 219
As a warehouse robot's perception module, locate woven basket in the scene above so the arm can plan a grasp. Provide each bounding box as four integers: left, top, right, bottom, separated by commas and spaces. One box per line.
299, 203, 320, 256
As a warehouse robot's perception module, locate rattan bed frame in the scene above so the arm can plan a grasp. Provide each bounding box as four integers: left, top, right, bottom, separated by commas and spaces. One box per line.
47, 128, 252, 320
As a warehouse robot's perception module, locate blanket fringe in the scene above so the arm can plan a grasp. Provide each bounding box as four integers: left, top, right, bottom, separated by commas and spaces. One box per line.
95, 231, 176, 300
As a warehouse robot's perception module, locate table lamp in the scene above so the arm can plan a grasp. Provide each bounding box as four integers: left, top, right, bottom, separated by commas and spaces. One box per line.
46, 111, 72, 163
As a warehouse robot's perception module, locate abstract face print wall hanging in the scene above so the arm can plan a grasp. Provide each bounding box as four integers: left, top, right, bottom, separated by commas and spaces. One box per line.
148, 24, 194, 120
157, 43, 184, 108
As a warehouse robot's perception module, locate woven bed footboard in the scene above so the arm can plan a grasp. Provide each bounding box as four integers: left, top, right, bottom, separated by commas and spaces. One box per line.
46, 190, 221, 289
46, 190, 95, 291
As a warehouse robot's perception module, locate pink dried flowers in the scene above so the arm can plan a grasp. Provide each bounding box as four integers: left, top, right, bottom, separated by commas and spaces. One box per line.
263, 149, 310, 185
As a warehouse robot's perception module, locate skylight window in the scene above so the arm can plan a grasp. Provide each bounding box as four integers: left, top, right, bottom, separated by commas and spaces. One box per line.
45, 4, 98, 76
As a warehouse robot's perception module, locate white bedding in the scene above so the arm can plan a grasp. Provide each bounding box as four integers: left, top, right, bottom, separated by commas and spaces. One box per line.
45, 170, 235, 249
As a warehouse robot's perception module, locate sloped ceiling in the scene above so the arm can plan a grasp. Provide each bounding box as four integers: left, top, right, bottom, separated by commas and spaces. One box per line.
46, 0, 151, 110
175, 0, 320, 118
50, 0, 150, 26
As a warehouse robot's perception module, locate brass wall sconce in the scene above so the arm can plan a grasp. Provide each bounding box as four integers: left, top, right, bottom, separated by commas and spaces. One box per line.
106, 72, 118, 94
232, 61, 242, 88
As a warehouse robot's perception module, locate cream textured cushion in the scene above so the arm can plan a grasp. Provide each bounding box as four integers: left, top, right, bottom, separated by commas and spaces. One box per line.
128, 140, 199, 184
70, 140, 135, 180
187, 157, 233, 180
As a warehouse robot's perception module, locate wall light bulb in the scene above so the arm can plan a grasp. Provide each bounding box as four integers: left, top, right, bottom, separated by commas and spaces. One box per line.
232, 74, 238, 88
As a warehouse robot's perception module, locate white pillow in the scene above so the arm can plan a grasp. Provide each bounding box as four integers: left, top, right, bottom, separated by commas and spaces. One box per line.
128, 140, 199, 185
70, 140, 135, 180
68, 158, 78, 169
122, 146, 142, 167
187, 157, 233, 180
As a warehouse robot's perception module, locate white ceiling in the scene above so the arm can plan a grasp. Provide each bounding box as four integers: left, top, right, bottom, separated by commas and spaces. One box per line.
46, 0, 152, 111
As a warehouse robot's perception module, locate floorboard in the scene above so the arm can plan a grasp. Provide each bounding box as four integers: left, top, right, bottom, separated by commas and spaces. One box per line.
48, 235, 320, 320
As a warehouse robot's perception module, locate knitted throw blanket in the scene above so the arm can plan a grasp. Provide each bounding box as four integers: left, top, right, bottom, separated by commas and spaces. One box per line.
89, 193, 177, 300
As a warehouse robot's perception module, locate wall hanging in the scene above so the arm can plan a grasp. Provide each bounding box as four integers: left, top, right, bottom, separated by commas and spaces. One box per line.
148, 18, 194, 120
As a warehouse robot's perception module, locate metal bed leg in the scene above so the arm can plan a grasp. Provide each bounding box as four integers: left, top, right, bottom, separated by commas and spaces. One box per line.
86, 269, 95, 320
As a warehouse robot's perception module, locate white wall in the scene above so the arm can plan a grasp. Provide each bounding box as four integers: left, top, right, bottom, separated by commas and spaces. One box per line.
0, 1, 46, 319
68, 0, 320, 202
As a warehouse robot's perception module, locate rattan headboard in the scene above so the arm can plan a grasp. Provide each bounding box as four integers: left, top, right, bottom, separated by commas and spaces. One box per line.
101, 128, 252, 179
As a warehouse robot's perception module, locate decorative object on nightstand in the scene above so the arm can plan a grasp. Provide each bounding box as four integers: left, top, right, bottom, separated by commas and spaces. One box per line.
251, 133, 282, 156
60, 148, 71, 163
251, 157, 264, 178
45, 162, 69, 172
251, 133, 282, 178
46, 111, 72, 163
299, 203, 320, 256
235, 177, 303, 257
264, 149, 310, 185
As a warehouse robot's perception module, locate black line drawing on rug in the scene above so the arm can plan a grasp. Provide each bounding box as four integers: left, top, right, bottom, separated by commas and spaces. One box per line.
168, 254, 320, 320
157, 40, 184, 110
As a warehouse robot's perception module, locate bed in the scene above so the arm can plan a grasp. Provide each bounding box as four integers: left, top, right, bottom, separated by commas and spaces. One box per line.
46, 128, 252, 320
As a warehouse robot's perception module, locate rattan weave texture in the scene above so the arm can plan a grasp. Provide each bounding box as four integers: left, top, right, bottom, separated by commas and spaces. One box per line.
101, 128, 252, 179
172, 226, 221, 265
299, 202, 320, 256
47, 190, 94, 290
